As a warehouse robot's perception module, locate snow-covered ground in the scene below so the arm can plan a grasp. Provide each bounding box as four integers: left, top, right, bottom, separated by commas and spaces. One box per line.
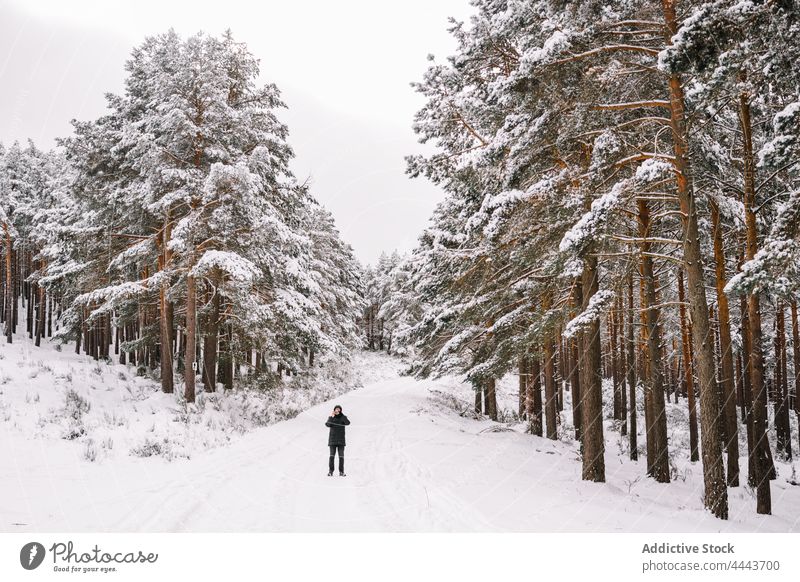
1, 333, 799, 532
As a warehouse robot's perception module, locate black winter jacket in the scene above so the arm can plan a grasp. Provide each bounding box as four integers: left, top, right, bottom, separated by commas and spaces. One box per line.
325, 414, 350, 446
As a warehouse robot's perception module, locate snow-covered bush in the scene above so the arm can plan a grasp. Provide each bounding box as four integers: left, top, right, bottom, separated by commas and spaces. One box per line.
62, 389, 91, 440
83, 438, 98, 462
130, 437, 190, 461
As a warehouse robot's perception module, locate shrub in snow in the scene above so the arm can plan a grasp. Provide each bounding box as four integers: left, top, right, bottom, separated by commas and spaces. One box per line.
62, 389, 91, 440
130, 438, 163, 458
427, 389, 473, 417
558, 425, 575, 445
130, 437, 189, 461
496, 408, 517, 424
103, 411, 127, 428
37, 361, 53, 374
83, 439, 98, 462
670, 455, 692, 483
247, 371, 283, 392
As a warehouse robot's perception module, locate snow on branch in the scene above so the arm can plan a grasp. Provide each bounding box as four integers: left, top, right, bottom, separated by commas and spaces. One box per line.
758, 100, 800, 168
481, 171, 568, 240
634, 159, 674, 184
549, 44, 661, 66
74, 281, 149, 318
725, 239, 800, 297
520, 29, 570, 71
563, 289, 615, 339
559, 179, 631, 254
192, 250, 261, 283
108, 238, 155, 272
590, 100, 671, 111
39, 259, 87, 285
770, 188, 800, 240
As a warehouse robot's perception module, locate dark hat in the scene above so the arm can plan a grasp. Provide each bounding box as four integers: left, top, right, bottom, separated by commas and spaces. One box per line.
333, 404, 343, 411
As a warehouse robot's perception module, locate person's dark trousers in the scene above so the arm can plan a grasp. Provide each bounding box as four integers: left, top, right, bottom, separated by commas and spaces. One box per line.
329, 445, 344, 473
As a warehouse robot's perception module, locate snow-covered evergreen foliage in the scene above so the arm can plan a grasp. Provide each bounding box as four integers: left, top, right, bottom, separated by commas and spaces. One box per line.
1, 30, 364, 395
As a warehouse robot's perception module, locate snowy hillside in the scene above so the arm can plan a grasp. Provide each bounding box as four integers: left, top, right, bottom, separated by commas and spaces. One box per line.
2, 334, 799, 532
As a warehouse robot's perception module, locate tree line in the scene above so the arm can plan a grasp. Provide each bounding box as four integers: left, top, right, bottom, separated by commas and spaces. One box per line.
1, 30, 365, 399
375, 0, 800, 520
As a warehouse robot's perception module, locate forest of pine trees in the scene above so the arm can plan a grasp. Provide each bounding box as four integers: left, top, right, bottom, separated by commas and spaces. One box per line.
365, 0, 800, 520
0, 31, 365, 401
3, 1, 800, 525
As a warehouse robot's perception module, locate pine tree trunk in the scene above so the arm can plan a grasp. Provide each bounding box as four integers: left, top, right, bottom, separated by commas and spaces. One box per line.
75, 314, 83, 355
580, 254, 605, 482
203, 284, 220, 393
485, 377, 498, 421
542, 294, 557, 439
519, 355, 528, 420
27, 276, 33, 338
677, 269, 699, 463
627, 273, 638, 461
184, 274, 197, 403
158, 216, 174, 393
735, 351, 744, 422
544, 338, 557, 439
740, 293, 757, 487
557, 330, 564, 414
663, 0, 728, 519
775, 303, 792, 460
609, 307, 621, 423
792, 301, 800, 456
710, 200, 739, 485
739, 79, 772, 515
638, 199, 669, 481
781, 307, 792, 459
570, 279, 583, 441
530, 355, 543, 437
0, 252, 4, 329
3, 224, 12, 344
35, 283, 45, 347
218, 325, 233, 390
104, 311, 111, 359
11, 246, 18, 333
482, 377, 490, 417
618, 293, 628, 436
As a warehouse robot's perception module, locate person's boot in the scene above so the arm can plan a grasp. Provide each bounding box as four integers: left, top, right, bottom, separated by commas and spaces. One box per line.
339, 472, 346, 477
328, 471, 333, 477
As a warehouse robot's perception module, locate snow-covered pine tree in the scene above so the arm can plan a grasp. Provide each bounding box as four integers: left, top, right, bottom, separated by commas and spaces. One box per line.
404, 0, 800, 518
664, 0, 800, 515
0, 142, 57, 346
55, 30, 362, 400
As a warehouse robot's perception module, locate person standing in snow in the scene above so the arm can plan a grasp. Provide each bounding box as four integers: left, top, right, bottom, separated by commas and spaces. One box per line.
326, 405, 350, 476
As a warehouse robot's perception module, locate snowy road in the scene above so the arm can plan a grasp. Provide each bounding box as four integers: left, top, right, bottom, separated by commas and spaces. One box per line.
104, 376, 503, 532
3, 359, 800, 532
3, 371, 504, 532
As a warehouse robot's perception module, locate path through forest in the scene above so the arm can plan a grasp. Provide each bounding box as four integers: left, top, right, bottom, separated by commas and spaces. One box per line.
4, 348, 800, 533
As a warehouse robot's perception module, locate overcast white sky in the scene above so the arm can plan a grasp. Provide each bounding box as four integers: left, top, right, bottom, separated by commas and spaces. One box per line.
0, 0, 474, 264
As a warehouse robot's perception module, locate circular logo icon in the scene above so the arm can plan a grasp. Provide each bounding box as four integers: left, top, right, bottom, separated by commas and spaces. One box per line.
20, 542, 46, 570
